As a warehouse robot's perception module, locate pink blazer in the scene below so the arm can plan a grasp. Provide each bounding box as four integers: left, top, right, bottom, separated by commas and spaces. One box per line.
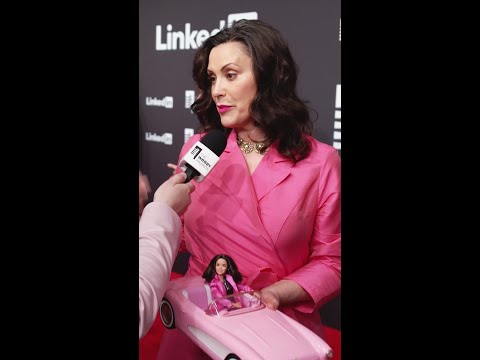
139, 202, 181, 339
209, 274, 253, 310
178, 129, 341, 336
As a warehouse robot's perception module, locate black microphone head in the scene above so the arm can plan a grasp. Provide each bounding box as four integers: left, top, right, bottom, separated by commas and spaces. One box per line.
200, 129, 227, 156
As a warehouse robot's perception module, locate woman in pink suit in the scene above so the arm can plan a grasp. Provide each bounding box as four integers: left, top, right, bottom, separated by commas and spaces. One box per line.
203, 254, 254, 311
156, 19, 340, 359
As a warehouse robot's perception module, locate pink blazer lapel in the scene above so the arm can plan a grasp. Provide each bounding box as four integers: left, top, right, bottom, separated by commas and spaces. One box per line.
226, 275, 239, 293
210, 277, 226, 298
252, 149, 292, 201
206, 131, 273, 243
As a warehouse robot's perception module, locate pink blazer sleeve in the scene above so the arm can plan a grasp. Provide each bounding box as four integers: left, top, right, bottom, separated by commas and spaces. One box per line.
283, 149, 341, 311
139, 202, 182, 338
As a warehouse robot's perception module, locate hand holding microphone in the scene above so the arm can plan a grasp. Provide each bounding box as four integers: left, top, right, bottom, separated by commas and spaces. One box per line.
153, 172, 195, 216
147, 130, 226, 217
179, 129, 227, 183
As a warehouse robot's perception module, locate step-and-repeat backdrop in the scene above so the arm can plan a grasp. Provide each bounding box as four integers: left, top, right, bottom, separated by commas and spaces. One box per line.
140, 0, 341, 329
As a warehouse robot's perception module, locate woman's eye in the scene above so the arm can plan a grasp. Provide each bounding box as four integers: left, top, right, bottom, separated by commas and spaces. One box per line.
226, 73, 237, 80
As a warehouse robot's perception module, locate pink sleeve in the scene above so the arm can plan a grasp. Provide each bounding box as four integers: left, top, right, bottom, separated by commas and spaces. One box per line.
139, 202, 182, 338
284, 149, 341, 312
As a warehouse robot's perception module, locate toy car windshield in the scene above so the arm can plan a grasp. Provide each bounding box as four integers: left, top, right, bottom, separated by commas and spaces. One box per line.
206, 291, 265, 317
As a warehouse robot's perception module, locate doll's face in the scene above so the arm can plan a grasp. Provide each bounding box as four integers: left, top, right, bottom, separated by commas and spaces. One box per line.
215, 258, 228, 276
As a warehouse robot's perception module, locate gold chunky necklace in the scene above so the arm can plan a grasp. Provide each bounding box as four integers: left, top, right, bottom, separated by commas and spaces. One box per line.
236, 135, 269, 155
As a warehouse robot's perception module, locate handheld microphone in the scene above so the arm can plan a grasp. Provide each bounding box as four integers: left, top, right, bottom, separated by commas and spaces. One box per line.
179, 129, 227, 183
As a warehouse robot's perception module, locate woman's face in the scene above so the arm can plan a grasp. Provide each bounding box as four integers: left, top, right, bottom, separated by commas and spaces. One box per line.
207, 41, 257, 130
215, 258, 228, 276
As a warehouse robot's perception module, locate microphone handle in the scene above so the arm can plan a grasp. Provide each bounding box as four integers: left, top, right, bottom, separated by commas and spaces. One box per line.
184, 165, 200, 183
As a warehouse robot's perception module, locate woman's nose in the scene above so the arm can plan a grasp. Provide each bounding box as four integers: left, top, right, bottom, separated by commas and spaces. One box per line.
212, 79, 225, 98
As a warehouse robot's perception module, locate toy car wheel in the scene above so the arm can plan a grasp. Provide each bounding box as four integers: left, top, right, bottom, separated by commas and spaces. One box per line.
160, 298, 175, 329
224, 354, 240, 360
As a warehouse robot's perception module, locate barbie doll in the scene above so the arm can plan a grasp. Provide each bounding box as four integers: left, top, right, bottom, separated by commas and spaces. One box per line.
202, 254, 255, 310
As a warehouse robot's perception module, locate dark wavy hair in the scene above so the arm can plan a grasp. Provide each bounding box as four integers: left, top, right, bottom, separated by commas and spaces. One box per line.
191, 19, 313, 163
202, 254, 243, 284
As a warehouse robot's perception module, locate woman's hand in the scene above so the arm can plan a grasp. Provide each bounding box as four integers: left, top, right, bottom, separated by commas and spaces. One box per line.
259, 279, 310, 310
258, 288, 280, 310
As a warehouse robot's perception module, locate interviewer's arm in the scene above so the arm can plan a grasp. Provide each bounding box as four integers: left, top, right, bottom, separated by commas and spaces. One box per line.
139, 202, 181, 338
138, 172, 195, 338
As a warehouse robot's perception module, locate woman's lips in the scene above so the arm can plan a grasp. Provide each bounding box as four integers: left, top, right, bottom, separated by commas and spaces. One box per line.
217, 105, 232, 114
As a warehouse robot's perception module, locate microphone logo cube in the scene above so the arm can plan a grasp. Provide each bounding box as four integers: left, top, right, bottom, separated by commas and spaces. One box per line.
180, 140, 222, 182
191, 146, 202, 159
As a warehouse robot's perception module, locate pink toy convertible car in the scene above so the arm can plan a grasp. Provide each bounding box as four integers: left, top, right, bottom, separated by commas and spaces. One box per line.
160, 275, 333, 360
